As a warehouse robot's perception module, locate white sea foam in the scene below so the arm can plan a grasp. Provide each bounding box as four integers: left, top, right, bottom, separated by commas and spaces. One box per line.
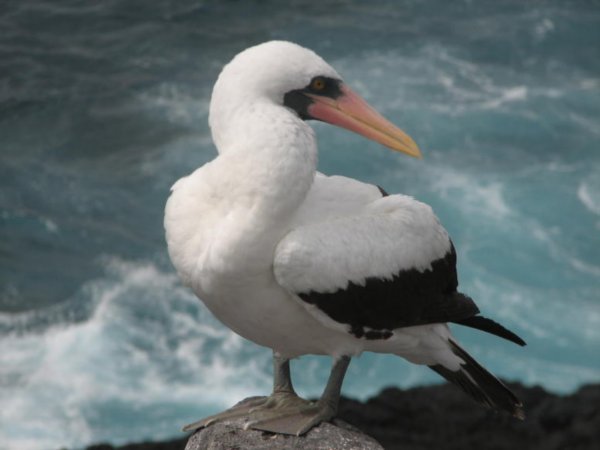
0, 258, 271, 450
138, 82, 209, 127
533, 18, 555, 40
480, 86, 528, 110
42, 217, 58, 233
134, 83, 215, 181
578, 180, 600, 216
426, 166, 512, 219
580, 78, 600, 90
566, 256, 600, 277
523, 218, 600, 289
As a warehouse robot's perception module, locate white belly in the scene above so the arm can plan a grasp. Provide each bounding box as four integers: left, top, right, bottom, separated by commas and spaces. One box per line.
164, 163, 364, 357
193, 270, 362, 358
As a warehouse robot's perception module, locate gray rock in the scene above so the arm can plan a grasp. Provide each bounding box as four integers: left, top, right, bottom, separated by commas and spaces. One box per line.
185, 416, 384, 450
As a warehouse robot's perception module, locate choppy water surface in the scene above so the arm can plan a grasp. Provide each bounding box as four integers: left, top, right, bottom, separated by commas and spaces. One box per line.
1, 1, 599, 449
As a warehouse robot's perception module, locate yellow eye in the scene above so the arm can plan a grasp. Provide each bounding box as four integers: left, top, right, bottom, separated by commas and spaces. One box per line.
311, 77, 326, 91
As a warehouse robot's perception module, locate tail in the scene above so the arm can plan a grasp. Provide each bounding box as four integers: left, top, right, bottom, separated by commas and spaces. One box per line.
429, 339, 525, 420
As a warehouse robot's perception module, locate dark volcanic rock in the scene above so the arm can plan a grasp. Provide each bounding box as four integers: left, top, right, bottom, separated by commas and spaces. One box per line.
86, 382, 600, 450
185, 417, 383, 450
336, 382, 600, 450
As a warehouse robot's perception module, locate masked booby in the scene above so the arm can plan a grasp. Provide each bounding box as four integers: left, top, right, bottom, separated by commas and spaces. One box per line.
164, 40, 526, 436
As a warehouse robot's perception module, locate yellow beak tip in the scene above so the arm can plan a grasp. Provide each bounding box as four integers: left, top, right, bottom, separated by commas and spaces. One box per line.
393, 143, 423, 159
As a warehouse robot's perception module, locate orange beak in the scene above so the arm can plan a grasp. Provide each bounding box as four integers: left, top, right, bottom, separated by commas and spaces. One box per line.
306, 84, 422, 158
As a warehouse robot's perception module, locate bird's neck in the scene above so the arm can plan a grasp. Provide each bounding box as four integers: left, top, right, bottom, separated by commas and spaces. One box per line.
179, 103, 318, 284
212, 102, 318, 223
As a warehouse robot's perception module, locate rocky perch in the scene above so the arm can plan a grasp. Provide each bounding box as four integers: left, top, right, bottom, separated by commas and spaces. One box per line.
87, 382, 600, 450
185, 417, 383, 450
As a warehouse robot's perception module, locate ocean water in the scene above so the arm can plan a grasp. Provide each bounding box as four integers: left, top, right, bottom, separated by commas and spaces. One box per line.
1, 0, 599, 448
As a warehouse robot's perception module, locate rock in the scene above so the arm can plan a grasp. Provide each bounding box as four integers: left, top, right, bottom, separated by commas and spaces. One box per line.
86, 383, 600, 450
184, 415, 384, 450
336, 383, 600, 450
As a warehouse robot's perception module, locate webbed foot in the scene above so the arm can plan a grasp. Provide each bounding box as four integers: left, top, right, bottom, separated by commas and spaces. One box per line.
182, 391, 335, 436
181, 395, 268, 432
245, 393, 336, 435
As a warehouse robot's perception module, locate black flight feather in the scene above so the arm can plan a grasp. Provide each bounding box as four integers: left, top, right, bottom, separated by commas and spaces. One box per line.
429, 339, 525, 420
452, 315, 526, 347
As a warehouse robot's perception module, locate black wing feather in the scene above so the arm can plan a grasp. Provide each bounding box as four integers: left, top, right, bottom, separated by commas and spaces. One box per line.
453, 315, 526, 346
299, 243, 480, 337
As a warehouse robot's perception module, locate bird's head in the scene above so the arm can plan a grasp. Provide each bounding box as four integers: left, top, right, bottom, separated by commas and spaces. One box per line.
210, 41, 421, 158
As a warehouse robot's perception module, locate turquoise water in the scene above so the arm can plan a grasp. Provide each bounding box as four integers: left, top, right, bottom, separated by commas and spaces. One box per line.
1, 1, 599, 449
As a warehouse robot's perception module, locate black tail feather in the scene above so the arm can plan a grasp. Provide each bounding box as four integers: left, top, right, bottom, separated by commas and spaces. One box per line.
453, 315, 526, 347
429, 339, 524, 419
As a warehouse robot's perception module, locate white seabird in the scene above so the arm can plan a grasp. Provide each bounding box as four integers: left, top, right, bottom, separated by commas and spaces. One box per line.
164, 41, 525, 436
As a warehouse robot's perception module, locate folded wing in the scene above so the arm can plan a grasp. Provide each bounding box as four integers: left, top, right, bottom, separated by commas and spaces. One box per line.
274, 184, 480, 339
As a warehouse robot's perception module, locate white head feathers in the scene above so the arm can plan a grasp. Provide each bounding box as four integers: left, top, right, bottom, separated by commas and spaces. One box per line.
209, 41, 340, 152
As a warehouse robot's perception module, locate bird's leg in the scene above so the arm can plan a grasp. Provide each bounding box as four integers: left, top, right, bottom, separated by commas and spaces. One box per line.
246, 355, 351, 436
182, 353, 352, 436
248, 352, 300, 411
315, 354, 351, 418
273, 351, 295, 394
181, 351, 298, 433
